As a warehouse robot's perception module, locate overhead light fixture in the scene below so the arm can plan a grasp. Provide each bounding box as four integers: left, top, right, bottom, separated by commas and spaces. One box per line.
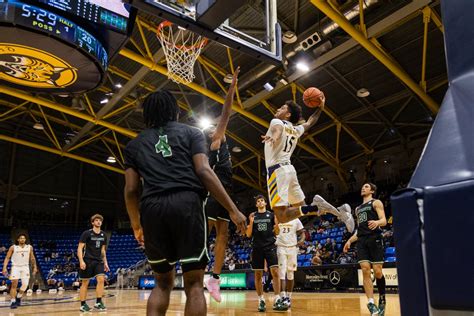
263, 82, 274, 91
115, 83, 122, 89
100, 98, 109, 104
107, 156, 116, 163
357, 88, 370, 98
223, 74, 233, 84
232, 146, 242, 153
33, 122, 44, 130
198, 117, 212, 130
296, 62, 309, 72
282, 31, 297, 44
320, 177, 325, 181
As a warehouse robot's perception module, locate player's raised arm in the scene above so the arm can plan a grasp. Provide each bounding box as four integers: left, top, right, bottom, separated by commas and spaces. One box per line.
301, 96, 325, 132
261, 123, 283, 145
210, 67, 240, 150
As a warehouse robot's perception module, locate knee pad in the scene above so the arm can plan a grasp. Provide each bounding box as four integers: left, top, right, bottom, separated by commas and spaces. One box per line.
20, 278, 29, 291
286, 271, 294, 280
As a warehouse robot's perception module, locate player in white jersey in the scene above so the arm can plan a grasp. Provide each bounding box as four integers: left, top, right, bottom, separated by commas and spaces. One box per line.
276, 218, 305, 308
1, 233, 37, 309
262, 99, 354, 232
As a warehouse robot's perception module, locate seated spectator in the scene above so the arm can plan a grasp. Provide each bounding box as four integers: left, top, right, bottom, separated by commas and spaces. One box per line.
320, 248, 331, 264
311, 251, 322, 266
73, 279, 80, 291
47, 278, 57, 290
228, 260, 235, 271
0, 280, 8, 294
57, 279, 65, 290
0, 245, 6, 254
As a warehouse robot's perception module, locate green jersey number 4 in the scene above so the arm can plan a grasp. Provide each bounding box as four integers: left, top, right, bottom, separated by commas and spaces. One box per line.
155, 135, 172, 157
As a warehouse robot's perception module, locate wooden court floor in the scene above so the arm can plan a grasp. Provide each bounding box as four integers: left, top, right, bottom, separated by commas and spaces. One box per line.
0, 289, 400, 315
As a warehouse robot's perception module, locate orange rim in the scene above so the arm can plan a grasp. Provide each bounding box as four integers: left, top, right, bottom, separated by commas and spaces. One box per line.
157, 21, 208, 50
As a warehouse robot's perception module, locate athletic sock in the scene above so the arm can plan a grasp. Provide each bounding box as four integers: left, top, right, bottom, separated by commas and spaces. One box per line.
288, 292, 292, 298
300, 205, 318, 215
368, 298, 375, 304
259, 295, 265, 301
81, 301, 86, 306
11, 298, 16, 303
96, 297, 102, 304
376, 275, 386, 297
281, 291, 286, 298
16, 293, 23, 298
212, 273, 220, 280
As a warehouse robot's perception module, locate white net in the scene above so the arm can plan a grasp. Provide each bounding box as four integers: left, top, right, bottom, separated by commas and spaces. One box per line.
156, 21, 207, 84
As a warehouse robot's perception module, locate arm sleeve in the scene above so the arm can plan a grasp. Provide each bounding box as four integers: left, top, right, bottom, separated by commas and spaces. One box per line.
296, 219, 304, 231
190, 128, 208, 156
124, 141, 138, 170
79, 231, 88, 244
295, 125, 305, 138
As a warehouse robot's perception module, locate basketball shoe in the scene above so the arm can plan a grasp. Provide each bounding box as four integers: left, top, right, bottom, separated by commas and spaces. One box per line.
258, 298, 266, 312
337, 203, 355, 233
206, 277, 222, 302
378, 295, 386, 316
367, 302, 379, 315
80, 303, 91, 312
273, 297, 288, 311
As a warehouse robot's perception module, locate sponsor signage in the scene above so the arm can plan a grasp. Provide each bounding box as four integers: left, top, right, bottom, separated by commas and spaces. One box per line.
357, 267, 398, 286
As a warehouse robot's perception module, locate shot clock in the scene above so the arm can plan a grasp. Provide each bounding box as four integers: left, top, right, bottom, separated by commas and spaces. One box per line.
0, 0, 135, 93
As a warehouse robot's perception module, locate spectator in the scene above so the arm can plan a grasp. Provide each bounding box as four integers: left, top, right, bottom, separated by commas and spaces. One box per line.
311, 251, 322, 266
0, 280, 7, 294
0, 245, 6, 254
228, 260, 235, 271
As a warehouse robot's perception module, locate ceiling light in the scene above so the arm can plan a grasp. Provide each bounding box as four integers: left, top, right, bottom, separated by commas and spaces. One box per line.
320, 177, 325, 181
223, 74, 233, 84
282, 31, 297, 44
357, 88, 370, 98
198, 117, 212, 130
100, 98, 109, 104
107, 156, 116, 163
33, 122, 44, 130
296, 62, 309, 72
232, 146, 242, 153
263, 82, 274, 91
115, 83, 122, 89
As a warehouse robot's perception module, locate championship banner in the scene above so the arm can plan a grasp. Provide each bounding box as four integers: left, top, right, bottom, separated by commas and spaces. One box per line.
357, 267, 398, 286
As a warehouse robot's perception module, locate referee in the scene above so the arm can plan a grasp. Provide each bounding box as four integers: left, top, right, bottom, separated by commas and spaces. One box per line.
123, 90, 246, 316
77, 214, 108, 312
344, 183, 387, 316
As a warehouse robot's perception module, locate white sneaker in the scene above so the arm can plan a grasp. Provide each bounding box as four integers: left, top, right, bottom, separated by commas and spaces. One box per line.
311, 195, 339, 215
206, 277, 222, 302
337, 204, 355, 233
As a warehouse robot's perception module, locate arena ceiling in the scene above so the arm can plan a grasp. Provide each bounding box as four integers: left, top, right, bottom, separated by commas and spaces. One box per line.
0, 0, 447, 194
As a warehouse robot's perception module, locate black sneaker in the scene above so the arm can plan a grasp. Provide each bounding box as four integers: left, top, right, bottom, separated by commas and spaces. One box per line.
378, 296, 386, 316
10, 301, 17, 309
273, 298, 288, 311
367, 302, 379, 315
16, 297, 21, 306
258, 299, 266, 312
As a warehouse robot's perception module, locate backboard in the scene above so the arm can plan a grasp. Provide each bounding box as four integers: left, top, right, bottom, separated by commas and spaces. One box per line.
125, 0, 282, 64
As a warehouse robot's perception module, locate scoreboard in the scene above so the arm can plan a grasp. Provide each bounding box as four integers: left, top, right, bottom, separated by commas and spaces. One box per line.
0, 0, 135, 93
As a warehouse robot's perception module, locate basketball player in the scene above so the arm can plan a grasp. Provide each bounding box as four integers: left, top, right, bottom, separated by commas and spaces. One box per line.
77, 214, 109, 312
123, 90, 246, 316
276, 217, 305, 308
1, 233, 37, 309
246, 194, 287, 312
205, 68, 240, 302
262, 98, 354, 232
343, 183, 387, 316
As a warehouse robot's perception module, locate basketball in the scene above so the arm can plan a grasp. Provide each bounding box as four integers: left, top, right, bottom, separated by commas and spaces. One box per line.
303, 87, 324, 108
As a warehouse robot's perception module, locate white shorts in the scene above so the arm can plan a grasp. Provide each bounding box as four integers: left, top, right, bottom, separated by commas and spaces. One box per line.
267, 164, 305, 208
10, 266, 29, 280
277, 246, 298, 277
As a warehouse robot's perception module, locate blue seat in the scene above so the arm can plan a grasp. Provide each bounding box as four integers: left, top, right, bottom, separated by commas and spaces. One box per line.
385, 257, 396, 262
385, 247, 396, 257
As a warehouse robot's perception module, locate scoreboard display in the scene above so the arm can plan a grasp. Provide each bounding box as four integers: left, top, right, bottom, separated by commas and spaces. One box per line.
0, 0, 135, 93
34, 0, 130, 33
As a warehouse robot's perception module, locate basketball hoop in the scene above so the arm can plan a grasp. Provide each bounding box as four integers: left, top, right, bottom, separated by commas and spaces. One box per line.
156, 21, 208, 84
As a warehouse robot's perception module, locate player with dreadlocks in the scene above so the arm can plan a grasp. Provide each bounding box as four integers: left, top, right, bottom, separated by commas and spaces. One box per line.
124, 89, 246, 316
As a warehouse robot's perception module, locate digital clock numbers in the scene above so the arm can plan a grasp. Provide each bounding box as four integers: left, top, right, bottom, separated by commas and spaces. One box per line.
16, 3, 108, 69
